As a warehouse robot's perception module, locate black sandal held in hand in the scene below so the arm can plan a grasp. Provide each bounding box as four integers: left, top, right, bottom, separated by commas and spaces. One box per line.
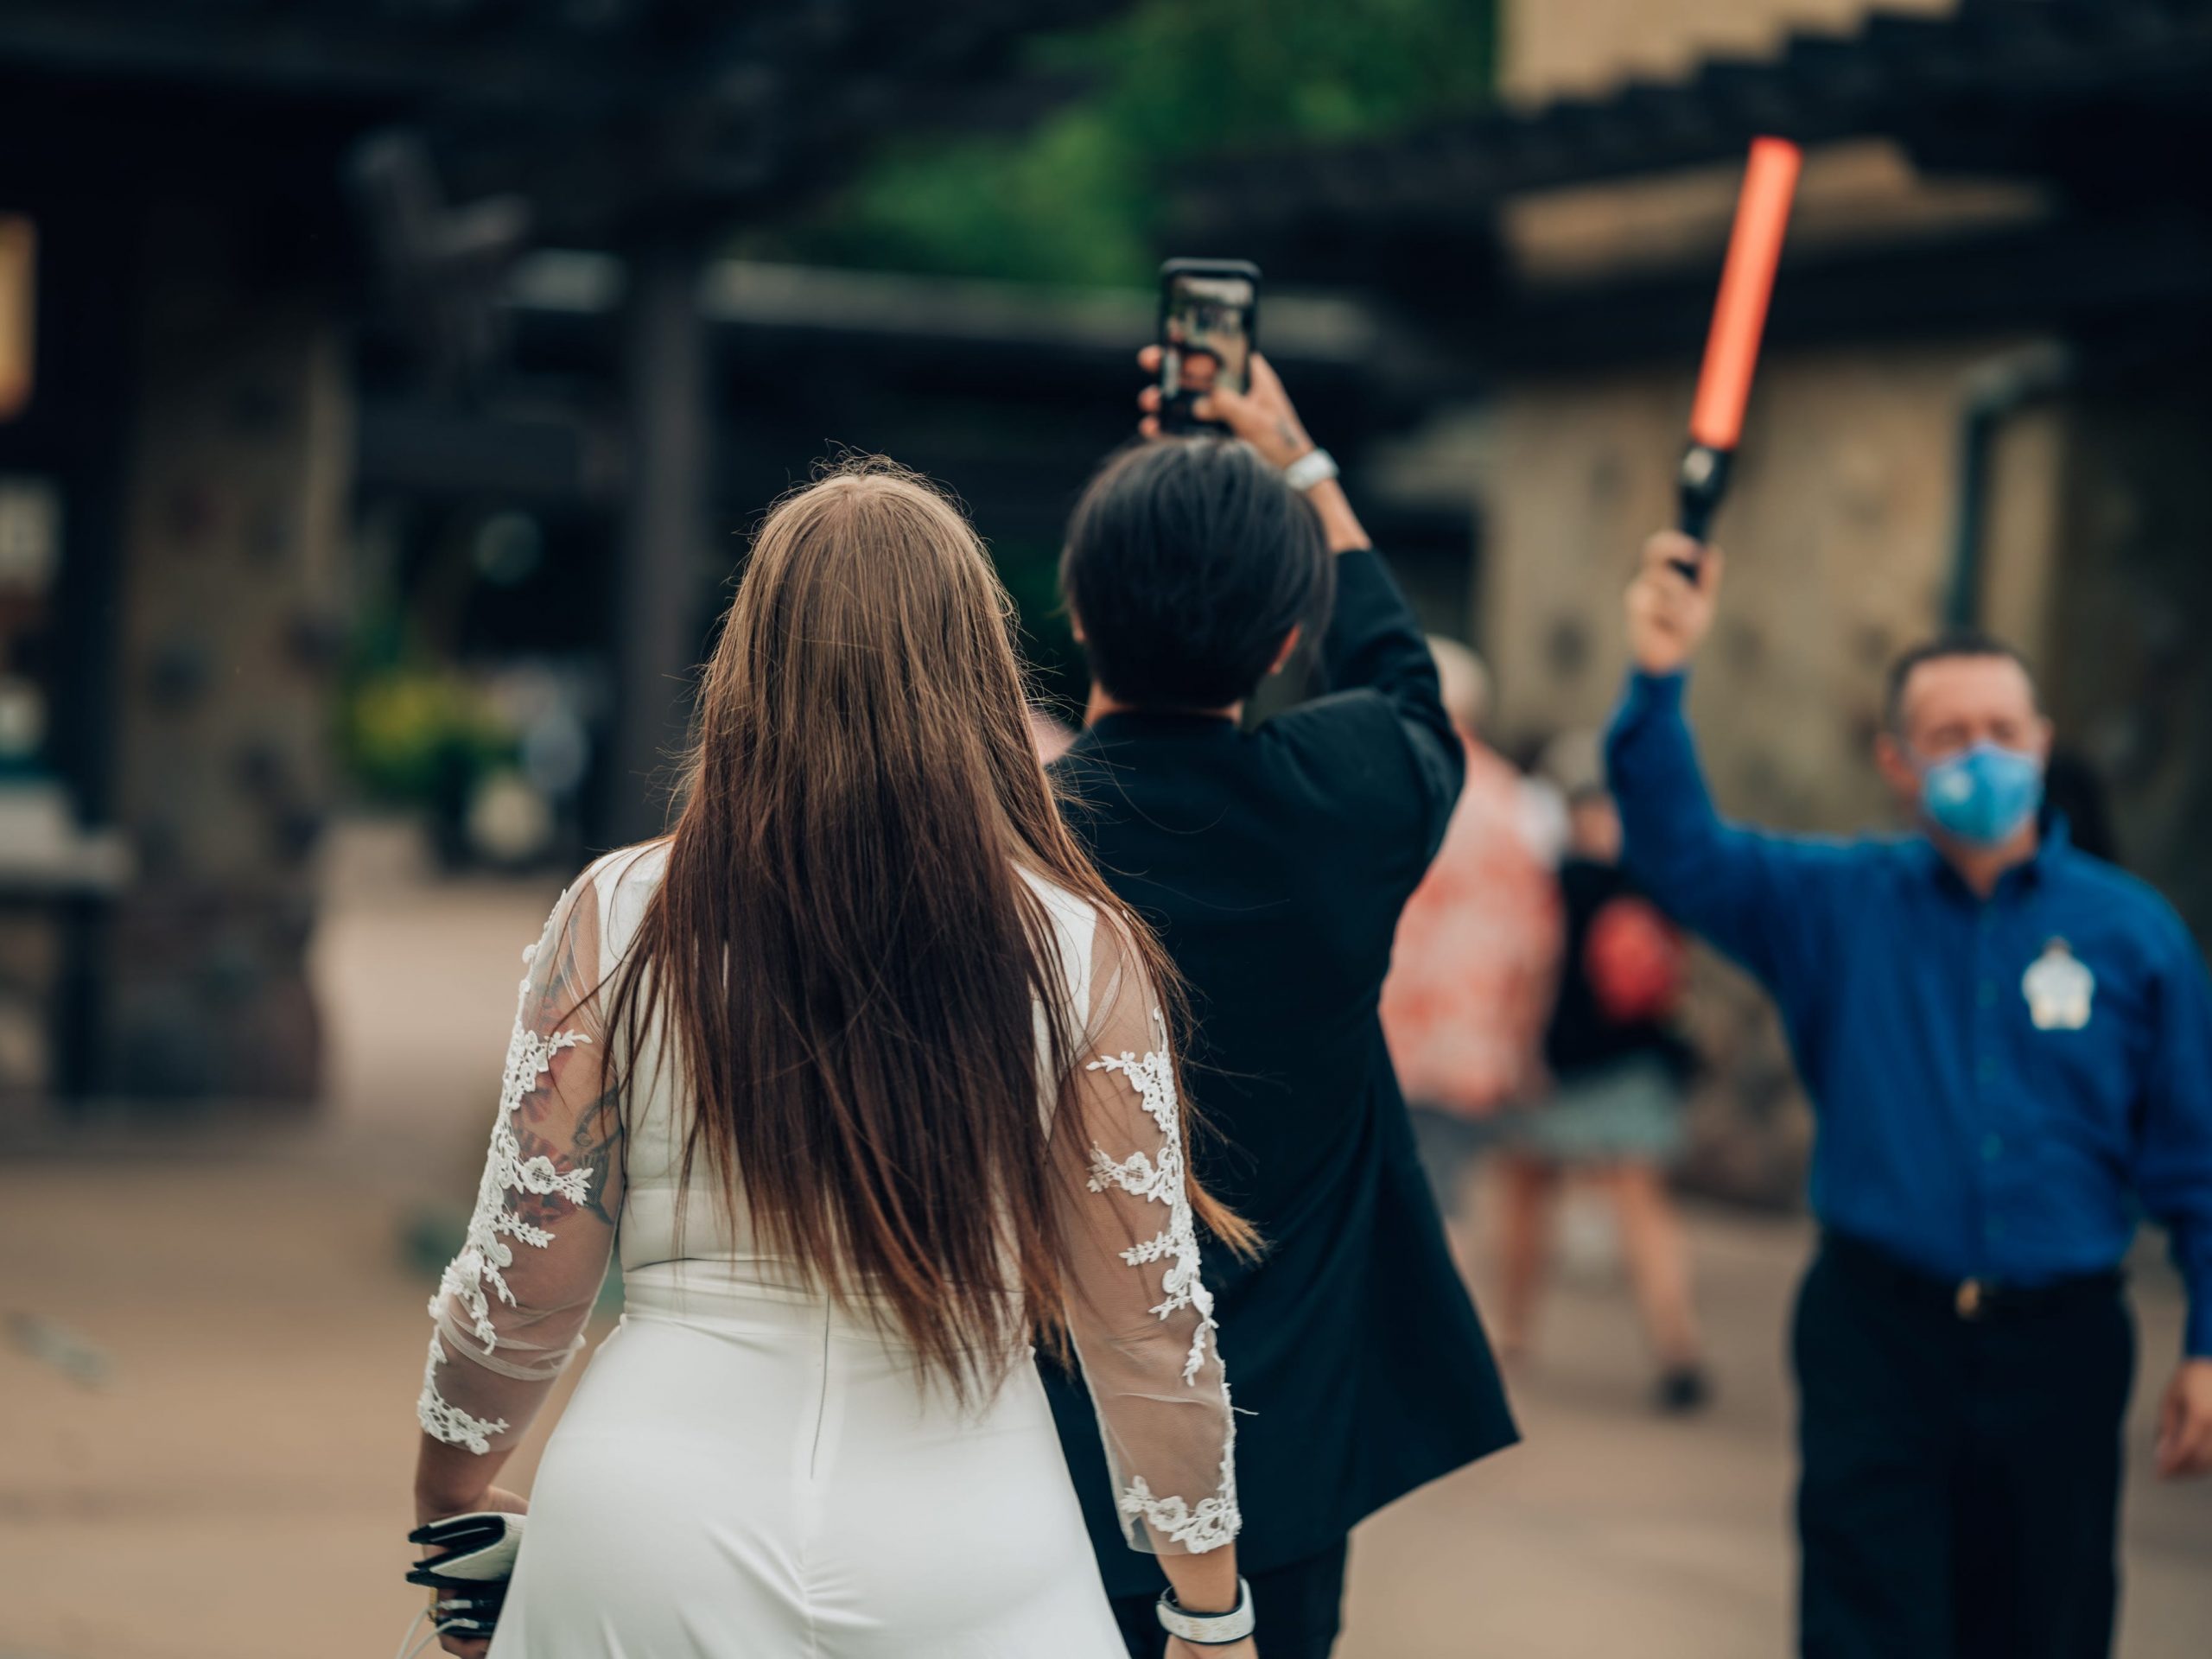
395, 1511, 525, 1656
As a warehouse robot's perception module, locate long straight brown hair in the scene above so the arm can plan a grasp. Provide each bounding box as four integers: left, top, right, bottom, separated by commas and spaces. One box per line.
601, 458, 1252, 1400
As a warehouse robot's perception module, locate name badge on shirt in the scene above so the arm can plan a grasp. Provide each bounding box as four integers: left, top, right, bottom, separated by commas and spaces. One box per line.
2023, 938, 2094, 1032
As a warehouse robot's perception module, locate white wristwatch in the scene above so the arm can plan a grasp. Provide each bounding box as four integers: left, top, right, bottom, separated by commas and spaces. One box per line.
1281, 448, 1339, 493
1155, 1577, 1255, 1645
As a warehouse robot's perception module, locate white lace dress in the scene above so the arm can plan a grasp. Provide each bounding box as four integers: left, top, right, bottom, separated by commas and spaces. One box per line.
416, 842, 1238, 1656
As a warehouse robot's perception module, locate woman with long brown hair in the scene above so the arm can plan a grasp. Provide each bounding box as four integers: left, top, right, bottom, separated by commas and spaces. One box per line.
404, 461, 1253, 1657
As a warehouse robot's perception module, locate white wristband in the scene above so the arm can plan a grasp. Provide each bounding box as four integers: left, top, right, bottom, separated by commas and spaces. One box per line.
1156, 1578, 1255, 1645
1281, 448, 1338, 493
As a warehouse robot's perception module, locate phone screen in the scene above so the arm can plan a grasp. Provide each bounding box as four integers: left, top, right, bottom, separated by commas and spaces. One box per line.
1160, 268, 1255, 430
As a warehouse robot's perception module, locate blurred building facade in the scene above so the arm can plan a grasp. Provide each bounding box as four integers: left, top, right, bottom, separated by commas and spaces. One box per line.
10, 0, 2209, 1180
0, 0, 1141, 1116
0, 81, 359, 1112
1209, 0, 2212, 1199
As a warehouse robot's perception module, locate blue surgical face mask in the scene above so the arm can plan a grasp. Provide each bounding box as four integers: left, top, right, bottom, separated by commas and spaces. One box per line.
1916, 741, 2044, 846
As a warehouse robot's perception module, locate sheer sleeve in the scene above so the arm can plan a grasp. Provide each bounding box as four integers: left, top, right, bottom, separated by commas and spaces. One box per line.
416, 868, 624, 1457
1051, 916, 1240, 1557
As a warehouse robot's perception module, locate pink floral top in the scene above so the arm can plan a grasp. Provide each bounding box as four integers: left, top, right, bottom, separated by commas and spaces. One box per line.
1381, 738, 1564, 1117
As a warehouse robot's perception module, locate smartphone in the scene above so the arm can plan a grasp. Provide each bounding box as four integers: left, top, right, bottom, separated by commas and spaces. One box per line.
1157, 258, 1260, 435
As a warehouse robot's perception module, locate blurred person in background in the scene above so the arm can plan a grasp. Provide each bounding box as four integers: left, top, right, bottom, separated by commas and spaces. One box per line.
1508, 730, 1573, 871
2042, 747, 2122, 867
1612, 531, 2212, 1659
1380, 639, 1563, 1262
1486, 730, 1709, 1413
406, 462, 1255, 1659
1030, 702, 1078, 763
1041, 350, 1516, 1659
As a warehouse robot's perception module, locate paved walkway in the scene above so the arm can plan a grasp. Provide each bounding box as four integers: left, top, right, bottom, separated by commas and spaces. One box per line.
1343, 1205, 2212, 1658
3, 867, 2207, 1657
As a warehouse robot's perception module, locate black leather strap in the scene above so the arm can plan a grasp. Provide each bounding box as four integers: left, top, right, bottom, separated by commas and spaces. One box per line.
1821, 1231, 2122, 1320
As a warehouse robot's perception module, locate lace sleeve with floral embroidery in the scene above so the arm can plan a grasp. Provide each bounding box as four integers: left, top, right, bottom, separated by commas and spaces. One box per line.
416, 870, 622, 1457
1051, 919, 1240, 1557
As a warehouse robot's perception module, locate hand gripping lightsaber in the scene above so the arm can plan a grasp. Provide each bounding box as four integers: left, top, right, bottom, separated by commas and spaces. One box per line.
1673, 136, 1802, 575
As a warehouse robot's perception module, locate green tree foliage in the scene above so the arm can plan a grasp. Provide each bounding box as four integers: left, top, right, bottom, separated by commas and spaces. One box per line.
770, 0, 1497, 287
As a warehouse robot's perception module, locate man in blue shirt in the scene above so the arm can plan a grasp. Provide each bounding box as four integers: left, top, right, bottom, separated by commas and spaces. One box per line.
1608, 531, 2212, 1659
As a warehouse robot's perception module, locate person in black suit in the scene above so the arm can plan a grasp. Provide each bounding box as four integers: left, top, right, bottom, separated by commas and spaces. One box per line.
1039, 349, 1517, 1659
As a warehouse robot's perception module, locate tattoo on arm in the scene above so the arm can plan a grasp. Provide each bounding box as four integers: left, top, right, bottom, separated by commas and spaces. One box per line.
509, 1073, 623, 1230
567, 1084, 623, 1226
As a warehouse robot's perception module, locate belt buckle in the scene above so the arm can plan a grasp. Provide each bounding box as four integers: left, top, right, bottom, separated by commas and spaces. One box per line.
1955, 1278, 1985, 1320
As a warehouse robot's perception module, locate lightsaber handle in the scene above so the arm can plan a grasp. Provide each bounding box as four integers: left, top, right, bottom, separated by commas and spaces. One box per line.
1673, 442, 1731, 579
1672, 136, 1797, 584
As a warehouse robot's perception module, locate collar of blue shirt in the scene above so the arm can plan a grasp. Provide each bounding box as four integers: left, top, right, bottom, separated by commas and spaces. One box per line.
1907, 809, 2073, 902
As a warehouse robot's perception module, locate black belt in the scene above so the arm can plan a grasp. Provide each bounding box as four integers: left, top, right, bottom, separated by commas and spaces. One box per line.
1821, 1231, 2123, 1323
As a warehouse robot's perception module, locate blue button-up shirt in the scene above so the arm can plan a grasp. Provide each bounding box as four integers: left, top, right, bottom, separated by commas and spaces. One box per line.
1608, 671, 2212, 1356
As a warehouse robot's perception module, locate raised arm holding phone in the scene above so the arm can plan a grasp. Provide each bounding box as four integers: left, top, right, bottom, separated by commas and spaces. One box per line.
1040, 346, 1515, 1659
1611, 533, 2212, 1659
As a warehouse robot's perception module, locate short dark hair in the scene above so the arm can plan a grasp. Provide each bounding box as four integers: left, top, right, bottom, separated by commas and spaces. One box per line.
1060, 437, 1334, 709
1883, 629, 2036, 732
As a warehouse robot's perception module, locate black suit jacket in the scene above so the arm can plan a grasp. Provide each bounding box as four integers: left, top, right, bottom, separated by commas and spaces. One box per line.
1041, 546, 1517, 1594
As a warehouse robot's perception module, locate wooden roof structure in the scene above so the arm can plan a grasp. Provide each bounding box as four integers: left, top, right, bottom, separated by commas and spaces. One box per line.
1201, 1, 2212, 231
0, 0, 1121, 244
1185, 0, 2212, 365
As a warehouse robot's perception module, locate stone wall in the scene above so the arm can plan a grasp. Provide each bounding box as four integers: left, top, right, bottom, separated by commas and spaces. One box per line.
99, 201, 352, 1104
1479, 338, 2061, 821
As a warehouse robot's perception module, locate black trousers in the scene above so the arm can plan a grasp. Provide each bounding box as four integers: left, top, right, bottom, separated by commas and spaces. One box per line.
1109, 1540, 1348, 1659
1794, 1239, 2135, 1659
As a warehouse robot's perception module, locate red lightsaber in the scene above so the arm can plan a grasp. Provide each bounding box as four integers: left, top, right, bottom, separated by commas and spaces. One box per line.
1675, 137, 1802, 570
